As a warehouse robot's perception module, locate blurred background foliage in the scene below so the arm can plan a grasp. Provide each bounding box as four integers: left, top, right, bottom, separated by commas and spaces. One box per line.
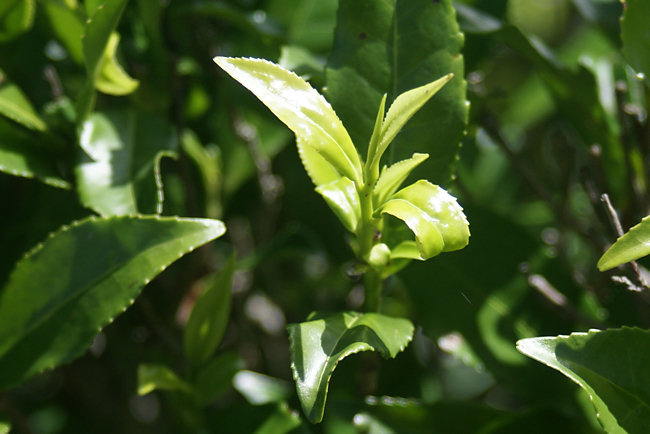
1, 0, 648, 432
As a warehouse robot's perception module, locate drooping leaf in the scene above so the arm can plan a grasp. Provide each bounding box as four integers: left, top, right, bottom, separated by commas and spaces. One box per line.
621, 0, 650, 85
378, 180, 469, 260
183, 254, 235, 367
326, 0, 468, 185
597, 215, 650, 271
137, 363, 192, 395
287, 311, 414, 423
77, 0, 129, 120
0, 117, 69, 188
95, 32, 140, 95
0, 215, 226, 389
315, 176, 361, 232
76, 110, 177, 216
214, 57, 363, 185
0, 80, 46, 131
233, 370, 292, 406
373, 153, 428, 208
517, 328, 650, 433
0, 0, 34, 42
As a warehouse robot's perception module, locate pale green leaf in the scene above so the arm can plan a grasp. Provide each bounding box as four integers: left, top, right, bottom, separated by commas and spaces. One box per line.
214, 56, 363, 184
95, 32, 139, 95
288, 311, 414, 423
621, 0, 650, 85
370, 74, 453, 175
315, 176, 361, 232
378, 180, 469, 260
0, 420, 9, 434
137, 363, 192, 395
598, 215, 650, 271
76, 110, 177, 216
0, 0, 34, 42
517, 328, 650, 433
0, 81, 46, 131
233, 370, 292, 406
365, 93, 387, 181
0, 215, 226, 389
373, 153, 429, 208
183, 255, 235, 367
296, 135, 340, 186
43, 0, 84, 64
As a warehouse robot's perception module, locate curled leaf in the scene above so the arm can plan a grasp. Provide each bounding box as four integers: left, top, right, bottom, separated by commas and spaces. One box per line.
373, 153, 429, 208
315, 176, 361, 232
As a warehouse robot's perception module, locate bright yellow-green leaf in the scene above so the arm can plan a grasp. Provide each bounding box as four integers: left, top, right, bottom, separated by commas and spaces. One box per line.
0, 81, 46, 131
95, 33, 139, 95
137, 363, 192, 395
598, 215, 650, 271
378, 180, 469, 260
373, 153, 429, 208
214, 56, 363, 184
315, 176, 361, 232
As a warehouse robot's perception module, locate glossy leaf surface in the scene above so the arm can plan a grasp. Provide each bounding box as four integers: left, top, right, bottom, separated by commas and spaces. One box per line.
0, 215, 225, 389
138, 363, 191, 395
183, 255, 235, 367
214, 56, 362, 184
315, 176, 361, 232
288, 311, 414, 423
621, 0, 650, 84
76, 110, 177, 216
95, 33, 140, 95
517, 328, 650, 433
373, 153, 428, 208
378, 180, 469, 260
598, 215, 650, 271
326, 0, 467, 185
233, 370, 292, 406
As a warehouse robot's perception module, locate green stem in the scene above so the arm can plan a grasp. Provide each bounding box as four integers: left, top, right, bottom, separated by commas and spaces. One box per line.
363, 267, 382, 312
356, 182, 384, 312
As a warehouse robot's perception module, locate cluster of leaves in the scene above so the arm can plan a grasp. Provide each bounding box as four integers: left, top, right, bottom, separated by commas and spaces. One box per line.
1, 0, 650, 433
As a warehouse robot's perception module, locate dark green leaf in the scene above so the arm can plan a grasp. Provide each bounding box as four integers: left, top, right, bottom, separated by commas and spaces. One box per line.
0, 80, 46, 131
621, 0, 650, 85
326, 0, 468, 185
0, 215, 225, 389
193, 351, 244, 406
598, 215, 650, 271
76, 110, 177, 216
233, 370, 292, 406
183, 254, 235, 367
255, 403, 304, 434
517, 327, 650, 433
288, 311, 414, 423
137, 363, 191, 395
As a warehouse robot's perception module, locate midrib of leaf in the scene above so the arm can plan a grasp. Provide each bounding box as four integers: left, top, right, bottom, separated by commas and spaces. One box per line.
1, 220, 201, 357
0, 98, 46, 131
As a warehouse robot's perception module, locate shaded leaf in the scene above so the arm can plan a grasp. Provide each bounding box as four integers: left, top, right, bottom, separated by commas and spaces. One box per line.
193, 351, 244, 406
315, 177, 361, 232
326, 0, 468, 185
288, 311, 414, 423
43, 1, 84, 64
378, 180, 469, 260
95, 33, 139, 95
0, 215, 226, 389
137, 363, 191, 395
0, 80, 46, 131
598, 215, 650, 271
233, 370, 292, 406
621, 0, 650, 85
0, 117, 69, 188
517, 328, 650, 433
255, 403, 304, 434
76, 110, 177, 216
183, 254, 235, 367
214, 56, 362, 185
0, 0, 34, 42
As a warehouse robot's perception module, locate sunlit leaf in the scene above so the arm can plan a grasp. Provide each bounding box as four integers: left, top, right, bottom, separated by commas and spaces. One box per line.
597, 215, 650, 271
137, 363, 191, 395
378, 180, 469, 260
76, 110, 177, 216
517, 328, 650, 433
0, 215, 226, 389
95, 33, 139, 95
233, 370, 292, 406
315, 176, 361, 232
373, 153, 428, 208
183, 254, 235, 367
288, 311, 414, 423
0, 0, 34, 42
43, 0, 84, 64
214, 56, 363, 185
0, 81, 46, 131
